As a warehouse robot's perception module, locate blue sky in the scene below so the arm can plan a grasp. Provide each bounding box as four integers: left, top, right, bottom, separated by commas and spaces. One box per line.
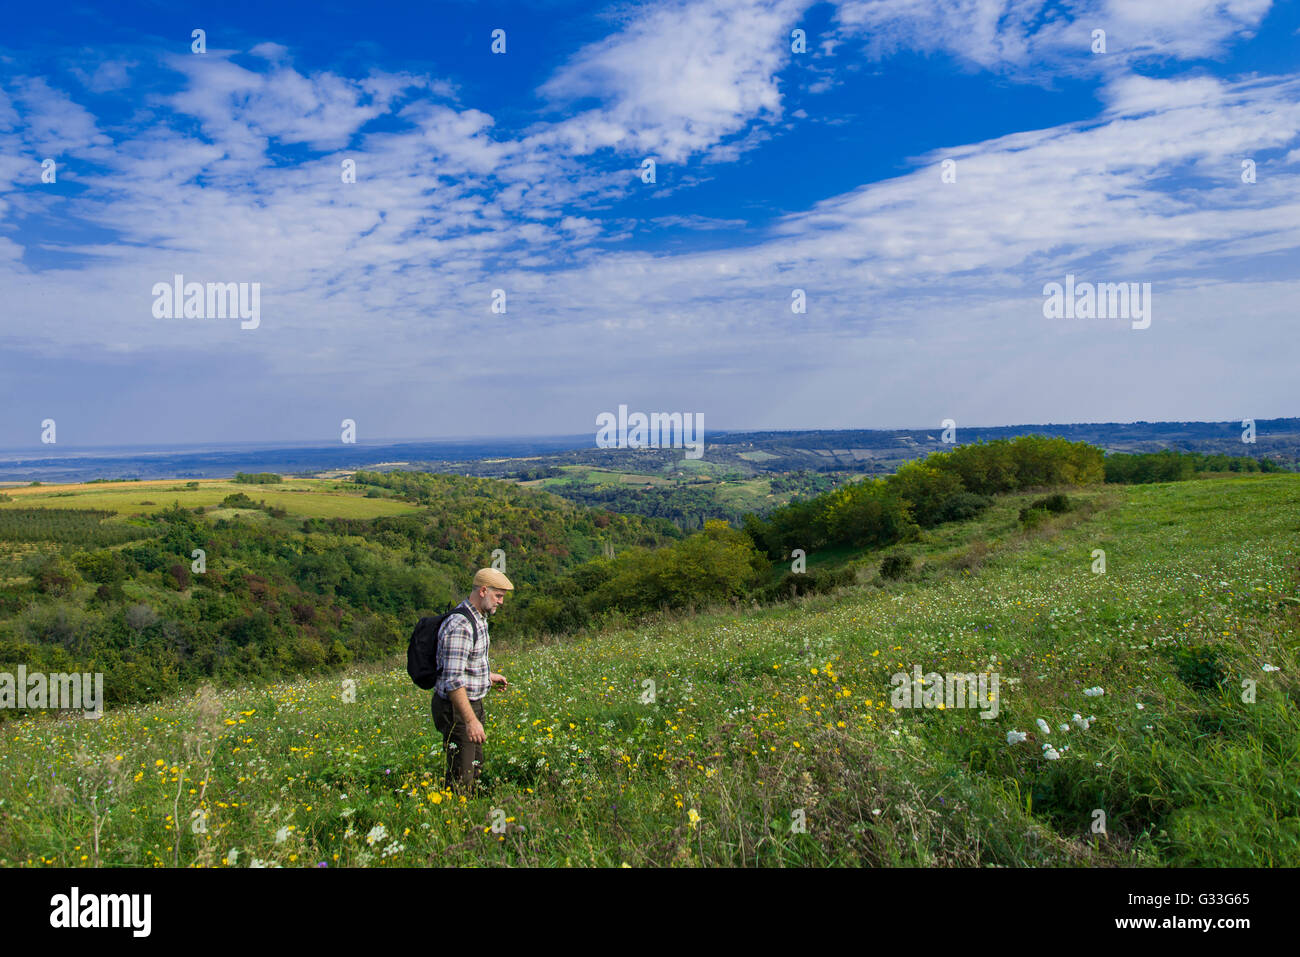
1, 0, 1297, 448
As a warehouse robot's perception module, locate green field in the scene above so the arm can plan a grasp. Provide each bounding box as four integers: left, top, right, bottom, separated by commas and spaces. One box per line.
0, 479, 423, 520
1, 474, 1296, 867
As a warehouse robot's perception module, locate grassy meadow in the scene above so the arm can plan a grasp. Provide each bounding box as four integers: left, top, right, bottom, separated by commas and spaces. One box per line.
1, 474, 1296, 867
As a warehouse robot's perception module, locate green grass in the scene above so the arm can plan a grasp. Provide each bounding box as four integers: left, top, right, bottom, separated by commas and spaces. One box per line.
1, 475, 1296, 867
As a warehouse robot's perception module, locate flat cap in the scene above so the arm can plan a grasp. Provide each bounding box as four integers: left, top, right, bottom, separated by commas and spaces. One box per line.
473, 567, 514, 591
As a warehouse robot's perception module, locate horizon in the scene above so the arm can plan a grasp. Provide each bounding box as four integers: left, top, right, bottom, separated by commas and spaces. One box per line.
1, 414, 1297, 456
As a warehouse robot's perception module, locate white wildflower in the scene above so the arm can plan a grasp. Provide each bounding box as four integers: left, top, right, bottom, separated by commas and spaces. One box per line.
1036, 718, 1051, 736
1007, 730, 1027, 745
1083, 687, 1104, 697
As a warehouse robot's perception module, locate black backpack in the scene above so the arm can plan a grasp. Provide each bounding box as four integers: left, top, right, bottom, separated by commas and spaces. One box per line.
407, 603, 479, 690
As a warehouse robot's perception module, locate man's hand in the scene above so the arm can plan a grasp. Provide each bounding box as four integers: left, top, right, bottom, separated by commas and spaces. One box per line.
467, 717, 486, 744
489, 672, 509, 690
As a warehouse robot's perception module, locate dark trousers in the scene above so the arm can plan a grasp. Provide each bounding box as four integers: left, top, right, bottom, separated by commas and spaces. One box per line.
432, 692, 485, 794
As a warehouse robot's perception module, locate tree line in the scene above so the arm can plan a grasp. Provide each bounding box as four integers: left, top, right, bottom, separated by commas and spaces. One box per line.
1103, 449, 1285, 483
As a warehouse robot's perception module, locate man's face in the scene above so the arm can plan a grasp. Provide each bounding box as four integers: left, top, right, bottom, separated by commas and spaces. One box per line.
481, 587, 507, 614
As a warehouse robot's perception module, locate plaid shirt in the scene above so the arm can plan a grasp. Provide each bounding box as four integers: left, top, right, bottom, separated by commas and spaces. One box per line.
434, 599, 491, 701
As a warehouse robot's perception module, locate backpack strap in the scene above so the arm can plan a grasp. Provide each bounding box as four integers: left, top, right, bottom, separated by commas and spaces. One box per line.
447, 602, 479, 646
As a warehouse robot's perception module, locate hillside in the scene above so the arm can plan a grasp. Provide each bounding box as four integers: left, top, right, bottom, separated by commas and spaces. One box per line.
0, 474, 678, 707
2, 474, 1295, 867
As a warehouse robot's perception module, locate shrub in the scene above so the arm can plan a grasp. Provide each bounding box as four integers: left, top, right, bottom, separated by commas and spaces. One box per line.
1028, 493, 1071, 514
879, 553, 913, 580
754, 566, 855, 603
166, 563, 192, 590
35, 555, 82, 596
935, 491, 993, 524
823, 481, 916, 549
886, 462, 964, 528
1018, 507, 1050, 529
73, 549, 127, 585
94, 583, 125, 603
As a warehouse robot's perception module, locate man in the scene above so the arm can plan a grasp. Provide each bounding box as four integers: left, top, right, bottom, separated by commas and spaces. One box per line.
432, 567, 512, 795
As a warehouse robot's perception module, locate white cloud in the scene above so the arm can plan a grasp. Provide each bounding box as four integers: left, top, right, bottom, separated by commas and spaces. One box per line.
166, 53, 425, 156
536, 0, 808, 163
70, 58, 136, 93
829, 0, 1273, 76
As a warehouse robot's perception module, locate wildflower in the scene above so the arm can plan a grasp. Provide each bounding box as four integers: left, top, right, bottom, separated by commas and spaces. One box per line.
687, 809, 701, 829
1035, 718, 1051, 736
1262, 664, 1281, 672
274, 826, 290, 844
1083, 687, 1104, 697
1006, 731, 1027, 745
366, 824, 387, 845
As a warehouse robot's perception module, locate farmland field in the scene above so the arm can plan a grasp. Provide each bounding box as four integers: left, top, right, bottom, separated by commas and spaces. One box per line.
1, 473, 1295, 867
0, 478, 423, 520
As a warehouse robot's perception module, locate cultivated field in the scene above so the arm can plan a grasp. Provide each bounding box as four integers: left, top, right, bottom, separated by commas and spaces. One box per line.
0, 479, 423, 520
